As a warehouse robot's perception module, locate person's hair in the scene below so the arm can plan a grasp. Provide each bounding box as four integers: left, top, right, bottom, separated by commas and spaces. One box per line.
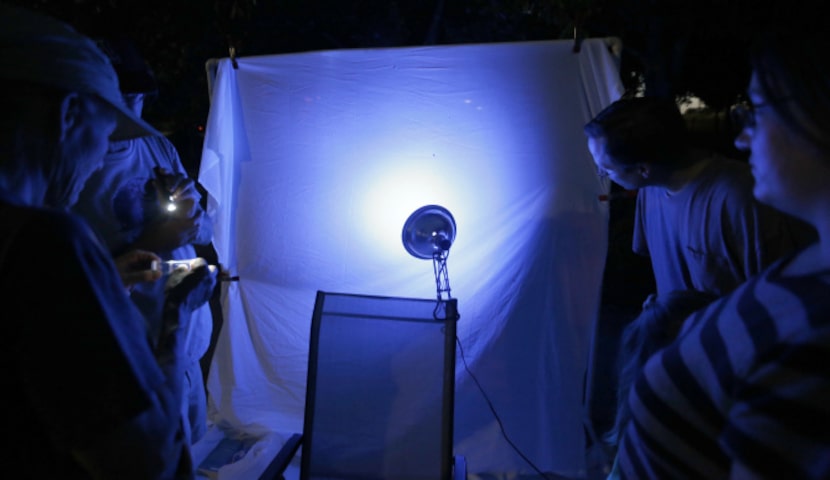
750, 24, 830, 153
584, 96, 690, 167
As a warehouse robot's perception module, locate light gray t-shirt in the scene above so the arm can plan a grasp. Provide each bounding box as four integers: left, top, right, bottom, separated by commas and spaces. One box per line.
71, 135, 214, 443
72, 135, 213, 359
633, 155, 815, 297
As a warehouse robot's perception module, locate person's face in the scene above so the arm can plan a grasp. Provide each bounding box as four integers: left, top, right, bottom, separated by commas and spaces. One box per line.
52, 95, 117, 207
733, 72, 825, 217
587, 135, 646, 190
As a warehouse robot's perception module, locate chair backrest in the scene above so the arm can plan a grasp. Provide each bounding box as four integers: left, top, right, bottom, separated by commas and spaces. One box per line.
301, 291, 458, 480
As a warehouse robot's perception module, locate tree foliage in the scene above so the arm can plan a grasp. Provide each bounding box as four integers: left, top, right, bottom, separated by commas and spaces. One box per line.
7, 0, 772, 142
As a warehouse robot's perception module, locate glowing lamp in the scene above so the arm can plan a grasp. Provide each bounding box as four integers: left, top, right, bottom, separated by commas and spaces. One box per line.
402, 205, 456, 303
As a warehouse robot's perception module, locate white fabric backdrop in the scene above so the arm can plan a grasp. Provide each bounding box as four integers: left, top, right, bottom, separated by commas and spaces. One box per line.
199, 38, 622, 477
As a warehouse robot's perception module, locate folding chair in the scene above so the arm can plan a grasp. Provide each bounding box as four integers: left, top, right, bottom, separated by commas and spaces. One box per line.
261, 290, 466, 480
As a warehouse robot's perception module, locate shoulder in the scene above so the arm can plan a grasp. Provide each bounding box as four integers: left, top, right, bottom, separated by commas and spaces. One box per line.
635, 186, 659, 206
688, 156, 763, 214
2, 206, 149, 349
39, 209, 101, 246
142, 135, 180, 157
699, 156, 754, 192
142, 134, 176, 148
138, 135, 185, 172
2, 204, 93, 240
1, 205, 111, 271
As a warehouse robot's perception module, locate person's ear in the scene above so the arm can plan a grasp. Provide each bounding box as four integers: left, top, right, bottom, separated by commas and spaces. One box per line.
57, 92, 82, 142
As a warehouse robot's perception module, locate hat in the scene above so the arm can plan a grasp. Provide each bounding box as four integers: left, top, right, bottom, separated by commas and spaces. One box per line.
96, 37, 158, 95
0, 3, 161, 140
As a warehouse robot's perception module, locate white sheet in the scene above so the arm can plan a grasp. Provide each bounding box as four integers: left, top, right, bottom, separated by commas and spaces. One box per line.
199, 38, 622, 477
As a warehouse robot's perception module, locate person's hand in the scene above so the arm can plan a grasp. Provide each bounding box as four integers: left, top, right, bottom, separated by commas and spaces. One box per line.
114, 249, 163, 289
156, 258, 217, 367
163, 257, 217, 312
151, 167, 201, 220
135, 167, 209, 252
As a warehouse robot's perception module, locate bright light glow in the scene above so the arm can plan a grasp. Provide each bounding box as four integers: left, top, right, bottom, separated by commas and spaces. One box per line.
200, 39, 622, 474
360, 167, 457, 261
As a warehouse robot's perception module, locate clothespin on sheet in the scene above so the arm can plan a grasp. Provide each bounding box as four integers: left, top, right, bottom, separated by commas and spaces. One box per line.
573, 24, 584, 53
229, 45, 238, 69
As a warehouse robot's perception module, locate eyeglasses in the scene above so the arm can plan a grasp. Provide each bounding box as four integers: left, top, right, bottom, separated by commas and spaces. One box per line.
730, 101, 766, 129
596, 162, 640, 178
731, 95, 793, 129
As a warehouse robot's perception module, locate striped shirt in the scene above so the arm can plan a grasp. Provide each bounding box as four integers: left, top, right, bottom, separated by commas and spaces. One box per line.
618, 255, 830, 479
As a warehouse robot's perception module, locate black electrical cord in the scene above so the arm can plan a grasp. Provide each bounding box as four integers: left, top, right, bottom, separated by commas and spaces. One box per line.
455, 335, 553, 479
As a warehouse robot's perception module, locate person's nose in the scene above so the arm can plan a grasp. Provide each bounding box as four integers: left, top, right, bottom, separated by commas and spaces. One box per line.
734, 128, 751, 152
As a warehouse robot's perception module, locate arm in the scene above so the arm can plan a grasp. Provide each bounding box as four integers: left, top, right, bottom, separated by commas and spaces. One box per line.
77, 263, 216, 480
113, 248, 163, 289
723, 326, 830, 479
17, 212, 213, 479
631, 190, 649, 257
129, 168, 213, 253
729, 461, 766, 480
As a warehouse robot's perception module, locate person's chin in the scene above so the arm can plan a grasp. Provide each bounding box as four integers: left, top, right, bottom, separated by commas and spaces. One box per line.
752, 184, 772, 205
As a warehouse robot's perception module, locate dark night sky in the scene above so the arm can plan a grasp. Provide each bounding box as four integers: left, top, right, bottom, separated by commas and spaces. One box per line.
7, 0, 808, 173
8, 1, 767, 126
